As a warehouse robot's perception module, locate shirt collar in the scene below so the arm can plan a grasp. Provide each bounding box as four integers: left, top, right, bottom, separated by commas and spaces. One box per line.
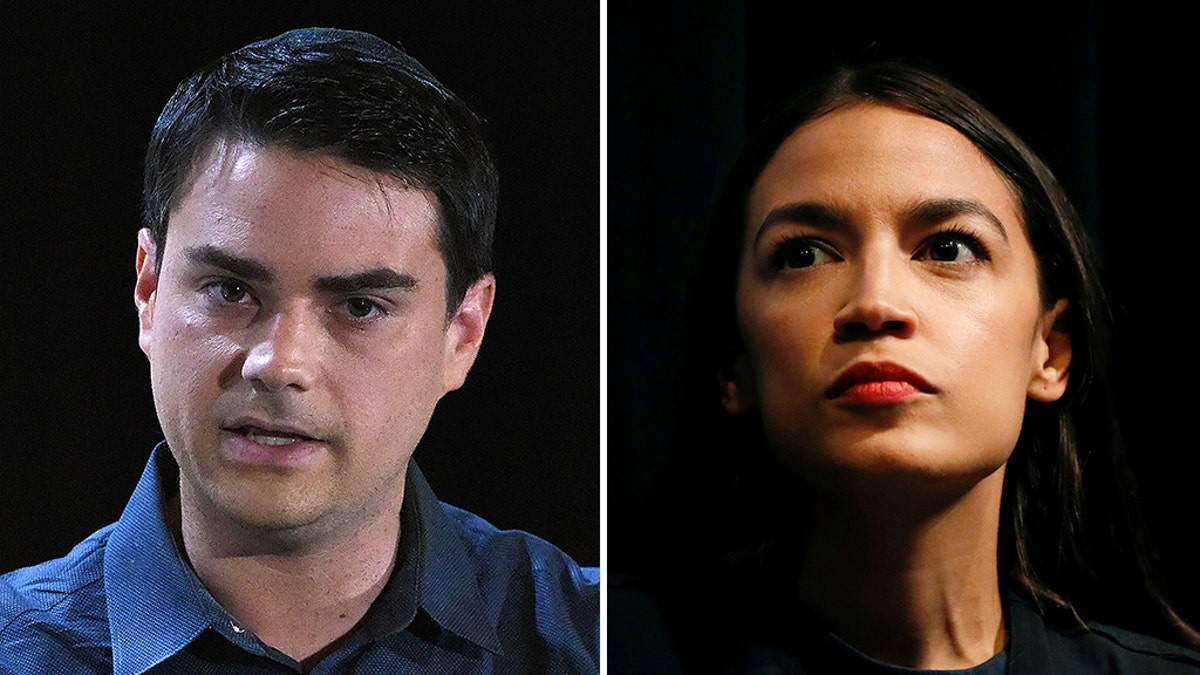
103, 444, 502, 674
104, 443, 211, 675
403, 462, 504, 655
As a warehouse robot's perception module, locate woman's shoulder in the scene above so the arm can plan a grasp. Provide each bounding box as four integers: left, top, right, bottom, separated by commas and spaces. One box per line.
608, 573, 691, 674
1007, 588, 1200, 673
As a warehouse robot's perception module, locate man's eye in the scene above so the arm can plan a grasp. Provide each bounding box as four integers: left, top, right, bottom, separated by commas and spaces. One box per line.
345, 298, 381, 319
772, 238, 835, 270
206, 280, 249, 303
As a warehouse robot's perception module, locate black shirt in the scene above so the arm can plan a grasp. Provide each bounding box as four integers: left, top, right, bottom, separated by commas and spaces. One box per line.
609, 576, 1200, 674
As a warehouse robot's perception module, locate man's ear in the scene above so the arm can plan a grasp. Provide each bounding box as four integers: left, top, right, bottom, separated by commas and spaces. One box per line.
1028, 298, 1071, 402
135, 228, 159, 358
718, 354, 757, 414
442, 273, 496, 392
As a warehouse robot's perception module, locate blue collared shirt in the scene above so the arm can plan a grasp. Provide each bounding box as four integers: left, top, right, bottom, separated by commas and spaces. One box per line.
0, 445, 599, 674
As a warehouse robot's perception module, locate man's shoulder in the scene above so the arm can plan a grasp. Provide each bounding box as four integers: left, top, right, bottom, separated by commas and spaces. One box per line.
0, 525, 116, 671
2, 525, 113, 623
438, 500, 599, 590
434, 500, 599, 671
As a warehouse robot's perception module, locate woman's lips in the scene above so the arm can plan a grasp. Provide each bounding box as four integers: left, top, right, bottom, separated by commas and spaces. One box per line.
826, 361, 935, 404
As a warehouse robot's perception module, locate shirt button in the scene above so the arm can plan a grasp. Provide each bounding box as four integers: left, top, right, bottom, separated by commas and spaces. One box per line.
231, 622, 245, 634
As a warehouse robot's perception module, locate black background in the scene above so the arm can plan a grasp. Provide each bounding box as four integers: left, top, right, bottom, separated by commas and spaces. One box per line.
0, 4, 598, 571
610, 0, 1200, 627
5, 0, 1198, 637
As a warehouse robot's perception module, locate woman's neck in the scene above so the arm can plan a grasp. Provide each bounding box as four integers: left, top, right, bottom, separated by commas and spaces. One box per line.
794, 465, 1007, 670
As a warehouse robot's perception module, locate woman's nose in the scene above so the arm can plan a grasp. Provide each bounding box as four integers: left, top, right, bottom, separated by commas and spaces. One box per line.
241, 309, 318, 392
833, 257, 918, 342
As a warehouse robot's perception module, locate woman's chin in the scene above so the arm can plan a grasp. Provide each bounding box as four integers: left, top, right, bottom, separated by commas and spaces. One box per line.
773, 438, 1010, 501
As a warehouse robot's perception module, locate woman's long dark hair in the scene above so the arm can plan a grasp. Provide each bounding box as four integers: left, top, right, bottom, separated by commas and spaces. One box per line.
637, 59, 1197, 650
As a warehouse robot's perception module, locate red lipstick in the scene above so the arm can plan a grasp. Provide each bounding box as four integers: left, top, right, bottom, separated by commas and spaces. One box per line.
826, 361, 934, 405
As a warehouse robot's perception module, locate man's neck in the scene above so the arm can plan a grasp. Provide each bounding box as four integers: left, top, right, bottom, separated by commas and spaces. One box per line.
794, 466, 1007, 670
174, 486, 404, 667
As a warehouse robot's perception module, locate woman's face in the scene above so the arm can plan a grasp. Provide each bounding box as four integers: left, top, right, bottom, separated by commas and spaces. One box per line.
727, 104, 1071, 492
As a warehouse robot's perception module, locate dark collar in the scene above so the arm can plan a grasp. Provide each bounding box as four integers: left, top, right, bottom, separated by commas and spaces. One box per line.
390, 461, 504, 654
105, 444, 501, 674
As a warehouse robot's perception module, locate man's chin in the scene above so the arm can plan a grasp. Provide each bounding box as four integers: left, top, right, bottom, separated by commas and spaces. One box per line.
179, 472, 341, 547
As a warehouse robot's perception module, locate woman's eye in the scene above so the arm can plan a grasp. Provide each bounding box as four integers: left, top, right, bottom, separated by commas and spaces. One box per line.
772, 238, 834, 270
918, 234, 986, 263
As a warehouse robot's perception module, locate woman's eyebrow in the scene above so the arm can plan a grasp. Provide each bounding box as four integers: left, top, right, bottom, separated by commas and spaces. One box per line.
753, 201, 851, 247
903, 198, 1009, 242
754, 198, 1010, 247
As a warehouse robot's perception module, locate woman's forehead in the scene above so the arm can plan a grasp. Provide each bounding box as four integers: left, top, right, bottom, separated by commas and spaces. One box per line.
745, 104, 1023, 237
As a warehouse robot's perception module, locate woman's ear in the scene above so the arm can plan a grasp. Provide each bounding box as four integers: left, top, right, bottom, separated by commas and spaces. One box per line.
718, 355, 757, 414
1028, 298, 1072, 402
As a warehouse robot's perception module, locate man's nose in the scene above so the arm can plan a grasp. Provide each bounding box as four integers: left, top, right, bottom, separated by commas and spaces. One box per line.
833, 253, 918, 342
242, 309, 318, 391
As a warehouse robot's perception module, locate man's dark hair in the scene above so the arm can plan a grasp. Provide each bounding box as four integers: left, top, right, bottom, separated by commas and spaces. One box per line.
143, 27, 498, 313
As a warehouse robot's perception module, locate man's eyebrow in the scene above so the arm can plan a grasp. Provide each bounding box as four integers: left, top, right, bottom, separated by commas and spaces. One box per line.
753, 202, 852, 247
313, 268, 419, 294
183, 245, 273, 282
903, 198, 1009, 242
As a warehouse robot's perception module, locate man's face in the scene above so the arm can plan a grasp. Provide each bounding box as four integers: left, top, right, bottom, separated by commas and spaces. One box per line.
135, 140, 493, 543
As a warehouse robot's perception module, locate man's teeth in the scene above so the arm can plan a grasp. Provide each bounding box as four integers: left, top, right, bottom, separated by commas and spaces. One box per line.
247, 432, 303, 446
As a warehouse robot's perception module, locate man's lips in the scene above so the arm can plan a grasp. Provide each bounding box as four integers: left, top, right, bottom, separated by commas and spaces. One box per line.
825, 361, 936, 400
221, 418, 321, 447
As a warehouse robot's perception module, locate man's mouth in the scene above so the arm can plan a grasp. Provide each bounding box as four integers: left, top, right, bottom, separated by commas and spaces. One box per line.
224, 420, 320, 447
218, 418, 327, 467
244, 430, 308, 446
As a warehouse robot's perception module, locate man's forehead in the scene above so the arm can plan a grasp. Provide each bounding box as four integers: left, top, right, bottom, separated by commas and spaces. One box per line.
180, 137, 431, 207
166, 139, 447, 275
